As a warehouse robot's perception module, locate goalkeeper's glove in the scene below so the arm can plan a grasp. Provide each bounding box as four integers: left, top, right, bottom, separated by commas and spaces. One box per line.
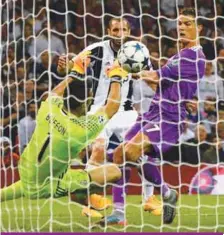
70, 50, 91, 77
106, 62, 128, 84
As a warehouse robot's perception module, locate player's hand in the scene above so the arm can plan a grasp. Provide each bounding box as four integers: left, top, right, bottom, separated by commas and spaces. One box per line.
57, 54, 69, 74
137, 70, 159, 85
71, 50, 91, 75
132, 70, 152, 80
106, 62, 128, 79
58, 54, 67, 69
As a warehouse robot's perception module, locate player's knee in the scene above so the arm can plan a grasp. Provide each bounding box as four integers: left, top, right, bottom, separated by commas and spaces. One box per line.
105, 164, 122, 182
125, 133, 151, 162
125, 143, 141, 162
113, 144, 125, 164
90, 138, 106, 164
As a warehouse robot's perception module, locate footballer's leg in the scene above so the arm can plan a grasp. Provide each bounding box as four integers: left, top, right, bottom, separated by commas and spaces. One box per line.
87, 119, 113, 168
58, 164, 121, 202
88, 163, 121, 185
82, 128, 114, 215
98, 121, 160, 227
87, 138, 107, 167
57, 164, 121, 195
122, 124, 178, 224
86, 140, 114, 210
0, 180, 24, 202
81, 163, 119, 218
97, 120, 140, 227
115, 141, 162, 216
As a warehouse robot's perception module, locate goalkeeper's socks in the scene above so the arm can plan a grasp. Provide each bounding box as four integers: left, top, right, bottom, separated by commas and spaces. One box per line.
112, 166, 131, 213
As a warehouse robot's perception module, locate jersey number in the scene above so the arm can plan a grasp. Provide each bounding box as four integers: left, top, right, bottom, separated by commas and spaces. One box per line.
38, 134, 50, 163
145, 124, 160, 133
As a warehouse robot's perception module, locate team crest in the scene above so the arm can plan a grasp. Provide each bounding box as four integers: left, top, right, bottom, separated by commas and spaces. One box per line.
169, 59, 179, 67
98, 115, 105, 124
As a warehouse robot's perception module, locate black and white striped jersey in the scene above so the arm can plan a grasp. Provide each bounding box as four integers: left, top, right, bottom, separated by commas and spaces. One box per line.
79, 40, 134, 112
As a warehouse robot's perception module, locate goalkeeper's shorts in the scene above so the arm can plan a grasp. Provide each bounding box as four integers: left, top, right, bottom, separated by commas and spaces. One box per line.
21, 169, 90, 199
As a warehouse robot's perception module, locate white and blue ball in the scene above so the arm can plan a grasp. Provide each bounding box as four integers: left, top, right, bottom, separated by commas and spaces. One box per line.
117, 41, 150, 73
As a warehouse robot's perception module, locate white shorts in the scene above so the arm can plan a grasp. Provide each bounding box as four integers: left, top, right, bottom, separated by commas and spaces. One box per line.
98, 110, 138, 144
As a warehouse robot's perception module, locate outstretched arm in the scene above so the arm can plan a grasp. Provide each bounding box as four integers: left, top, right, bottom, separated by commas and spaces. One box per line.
132, 70, 159, 91
43, 51, 91, 100
98, 65, 128, 119
138, 70, 159, 85
103, 82, 121, 119
50, 77, 74, 97
57, 54, 75, 75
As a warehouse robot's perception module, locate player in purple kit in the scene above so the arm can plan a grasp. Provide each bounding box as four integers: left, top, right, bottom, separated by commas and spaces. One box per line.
99, 8, 205, 225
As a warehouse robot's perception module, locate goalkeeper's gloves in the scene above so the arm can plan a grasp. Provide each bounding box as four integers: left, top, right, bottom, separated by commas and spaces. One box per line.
106, 62, 128, 84
70, 50, 91, 78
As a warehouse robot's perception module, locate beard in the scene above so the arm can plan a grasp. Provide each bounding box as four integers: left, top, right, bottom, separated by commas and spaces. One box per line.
111, 38, 122, 49
111, 37, 128, 50
29, 111, 36, 119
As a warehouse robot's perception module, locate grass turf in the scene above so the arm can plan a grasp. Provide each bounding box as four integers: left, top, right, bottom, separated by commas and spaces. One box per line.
1, 195, 224, 232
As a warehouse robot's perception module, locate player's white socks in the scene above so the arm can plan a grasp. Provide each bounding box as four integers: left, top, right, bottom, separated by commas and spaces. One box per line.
143, 181, 154, 201
138, 171, 154, 201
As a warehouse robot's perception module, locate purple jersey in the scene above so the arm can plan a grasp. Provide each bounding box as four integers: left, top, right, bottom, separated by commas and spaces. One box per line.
149, 46, 205, 122
125, 46, 205, 157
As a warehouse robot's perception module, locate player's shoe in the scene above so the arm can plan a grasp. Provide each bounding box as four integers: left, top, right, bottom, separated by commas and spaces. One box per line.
81, 207, 103, 218
143, 195, 162, 216
89, 194, 112, 211
96, 214, 127, 227
163, 189, 178, 224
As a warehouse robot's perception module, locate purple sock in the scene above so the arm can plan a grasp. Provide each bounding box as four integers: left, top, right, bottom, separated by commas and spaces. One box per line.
140, 155, 170, 198
112, 166, 131, 211
107, 150, 113, 163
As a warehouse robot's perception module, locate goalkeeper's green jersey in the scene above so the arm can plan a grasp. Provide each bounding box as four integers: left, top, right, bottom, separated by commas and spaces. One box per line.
19, 95, 108, 197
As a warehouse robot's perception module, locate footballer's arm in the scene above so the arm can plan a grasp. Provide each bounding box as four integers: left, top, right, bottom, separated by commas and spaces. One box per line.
101, 81, 121, 119
139, 70, 159, 85
57, 54, 75, 75
96, 65, 127, 119
132, 70, 159, 91
41, 76, 74, 100
43, 51, 91, 100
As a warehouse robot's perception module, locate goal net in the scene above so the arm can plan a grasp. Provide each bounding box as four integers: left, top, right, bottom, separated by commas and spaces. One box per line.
1, 0, 224, 233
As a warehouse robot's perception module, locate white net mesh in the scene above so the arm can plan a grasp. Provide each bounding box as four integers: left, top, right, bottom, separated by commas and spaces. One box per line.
1, 0, 224, 233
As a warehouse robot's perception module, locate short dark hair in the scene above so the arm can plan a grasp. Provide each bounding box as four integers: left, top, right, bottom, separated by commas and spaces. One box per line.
63, 78, 92, 111
108, 17, 131, 30
181, 8, 196, 17
181, 8, 203, 26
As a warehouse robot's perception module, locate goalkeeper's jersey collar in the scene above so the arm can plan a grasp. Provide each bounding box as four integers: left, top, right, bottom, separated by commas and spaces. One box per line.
61, 108, 77, 119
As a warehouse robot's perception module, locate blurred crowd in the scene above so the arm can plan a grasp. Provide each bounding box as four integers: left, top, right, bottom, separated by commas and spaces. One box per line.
0, 0, 224, 168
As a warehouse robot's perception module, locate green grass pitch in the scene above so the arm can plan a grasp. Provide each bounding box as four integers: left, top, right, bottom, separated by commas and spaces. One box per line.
1, 195, 224, 232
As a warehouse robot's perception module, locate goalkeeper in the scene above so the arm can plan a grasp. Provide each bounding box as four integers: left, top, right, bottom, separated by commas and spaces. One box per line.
0, 52, 128, 202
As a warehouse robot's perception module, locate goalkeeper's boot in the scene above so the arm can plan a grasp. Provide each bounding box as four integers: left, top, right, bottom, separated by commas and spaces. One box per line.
163, 189, 178, 224
143, 195, 162, 216
97, 211, 127, 227
82, 207, 103, 218
89, 194, 112, 211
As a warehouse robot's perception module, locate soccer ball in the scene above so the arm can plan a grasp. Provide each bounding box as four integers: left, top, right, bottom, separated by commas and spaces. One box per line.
117, 41, 150, 73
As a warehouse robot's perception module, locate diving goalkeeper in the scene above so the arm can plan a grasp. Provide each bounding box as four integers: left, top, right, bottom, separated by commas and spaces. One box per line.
0, 52, 128, 201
